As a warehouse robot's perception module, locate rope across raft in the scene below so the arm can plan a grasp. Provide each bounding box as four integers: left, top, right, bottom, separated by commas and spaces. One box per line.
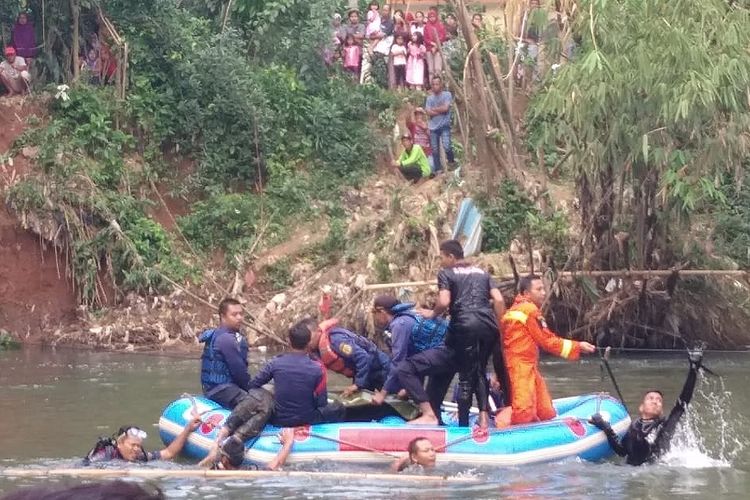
0, 468, 477, 483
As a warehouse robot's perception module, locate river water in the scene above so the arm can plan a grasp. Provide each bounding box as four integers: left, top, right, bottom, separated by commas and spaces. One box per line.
0, 347, 748, 499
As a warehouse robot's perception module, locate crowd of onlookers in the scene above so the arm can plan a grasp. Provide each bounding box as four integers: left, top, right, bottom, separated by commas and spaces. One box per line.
327, 2, 485, 90
1, 11, 119, 96
0, 12, 35, 96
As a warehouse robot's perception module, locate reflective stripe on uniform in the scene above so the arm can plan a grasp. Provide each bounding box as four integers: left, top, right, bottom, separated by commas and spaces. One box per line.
560, 339, 574, 359
503, 310, 529, 324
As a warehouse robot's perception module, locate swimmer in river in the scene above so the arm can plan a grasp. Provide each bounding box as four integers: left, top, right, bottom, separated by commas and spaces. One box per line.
83, 415, 201, 464
207, 427, 296, 471
391, 436, 437, 472
198, 387, 294, 470
590, 348, 705, 466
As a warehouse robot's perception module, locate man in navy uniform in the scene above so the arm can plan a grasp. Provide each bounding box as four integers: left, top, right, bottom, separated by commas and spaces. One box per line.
199, 298, 251, 409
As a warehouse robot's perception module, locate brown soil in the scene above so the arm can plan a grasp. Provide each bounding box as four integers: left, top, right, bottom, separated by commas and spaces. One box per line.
0, 97, 77, 341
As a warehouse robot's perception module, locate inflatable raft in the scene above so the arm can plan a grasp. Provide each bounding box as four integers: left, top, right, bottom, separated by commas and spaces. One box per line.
160, 394, 629, 467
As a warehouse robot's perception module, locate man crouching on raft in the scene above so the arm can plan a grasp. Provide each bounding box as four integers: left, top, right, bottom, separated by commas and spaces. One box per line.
590, 348, 705, 465
495, 274, 596, 427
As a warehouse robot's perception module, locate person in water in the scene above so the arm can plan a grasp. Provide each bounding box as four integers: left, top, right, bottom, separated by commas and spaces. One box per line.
207, 427, 296, 471
199, 387, 275, 468
590, 349, 705, 466
84, 415, 201, 464
391, 436, 437, 472
199, 297, 251, 409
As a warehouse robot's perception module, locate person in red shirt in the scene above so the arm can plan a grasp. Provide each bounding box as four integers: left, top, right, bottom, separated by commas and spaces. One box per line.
496, 275, 596, 427
423, 8, 446, 80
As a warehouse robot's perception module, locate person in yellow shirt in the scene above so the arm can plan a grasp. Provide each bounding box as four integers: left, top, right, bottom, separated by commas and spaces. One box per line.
495, 275, 596, 427
392, 133, 431, 181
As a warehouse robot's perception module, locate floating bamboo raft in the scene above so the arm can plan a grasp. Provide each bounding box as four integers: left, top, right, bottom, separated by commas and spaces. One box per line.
0, 467, 477, 483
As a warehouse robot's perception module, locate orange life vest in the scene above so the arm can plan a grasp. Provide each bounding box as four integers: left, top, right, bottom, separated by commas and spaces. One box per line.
316, 318, 355, 377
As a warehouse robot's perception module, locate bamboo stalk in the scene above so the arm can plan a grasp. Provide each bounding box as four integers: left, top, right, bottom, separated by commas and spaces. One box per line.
362, 269, 750, 291
0, 468, 475, 483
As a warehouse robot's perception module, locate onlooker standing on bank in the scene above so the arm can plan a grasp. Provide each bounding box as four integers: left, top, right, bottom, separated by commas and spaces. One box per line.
424, 76, 455, 174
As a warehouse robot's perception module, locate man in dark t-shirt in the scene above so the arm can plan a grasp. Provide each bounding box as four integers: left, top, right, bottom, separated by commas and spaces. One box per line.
250, 318, 345, 427
416, 239, 508, 428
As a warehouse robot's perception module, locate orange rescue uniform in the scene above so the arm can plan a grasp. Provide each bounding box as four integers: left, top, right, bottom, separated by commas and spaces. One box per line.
499, 296, 582, 425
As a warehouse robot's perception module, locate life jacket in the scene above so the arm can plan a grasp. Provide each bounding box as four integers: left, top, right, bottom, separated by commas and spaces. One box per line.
390, 302, 448, 353
199, 328, 249, 391
317, 319, 380, 377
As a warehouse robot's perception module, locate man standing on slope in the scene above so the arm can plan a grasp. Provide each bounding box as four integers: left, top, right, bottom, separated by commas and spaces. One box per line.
495, 275, 596, 427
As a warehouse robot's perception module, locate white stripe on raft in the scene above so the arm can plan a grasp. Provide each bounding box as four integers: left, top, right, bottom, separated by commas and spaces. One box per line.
159, 416, 632, 466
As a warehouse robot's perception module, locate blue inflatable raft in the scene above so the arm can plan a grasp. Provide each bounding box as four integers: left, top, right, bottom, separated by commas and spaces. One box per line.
159, 394, 630, 467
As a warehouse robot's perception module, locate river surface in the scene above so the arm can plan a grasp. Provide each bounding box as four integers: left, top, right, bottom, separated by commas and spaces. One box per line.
0, 347, 748, 499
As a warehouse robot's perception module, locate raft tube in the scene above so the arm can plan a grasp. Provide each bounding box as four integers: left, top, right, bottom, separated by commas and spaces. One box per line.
159, 394, 630, 467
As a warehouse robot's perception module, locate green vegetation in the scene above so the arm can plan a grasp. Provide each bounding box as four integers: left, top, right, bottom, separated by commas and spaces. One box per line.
0, 331, 20, 350
529, 0, 750, 270
478, 181, 570, 264
5, 0, 398, 306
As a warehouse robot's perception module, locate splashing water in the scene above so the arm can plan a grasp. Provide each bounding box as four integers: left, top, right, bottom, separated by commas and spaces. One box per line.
660, 375, 746, 468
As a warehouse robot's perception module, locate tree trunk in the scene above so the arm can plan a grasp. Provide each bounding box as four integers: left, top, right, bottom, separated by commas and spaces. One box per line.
70, 0, 80, 82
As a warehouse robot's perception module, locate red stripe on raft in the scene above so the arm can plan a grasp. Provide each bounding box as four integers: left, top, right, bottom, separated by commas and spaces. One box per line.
338, 428, 447, 452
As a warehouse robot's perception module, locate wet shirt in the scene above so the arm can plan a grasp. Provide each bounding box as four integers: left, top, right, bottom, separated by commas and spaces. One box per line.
437, 263, 497, 326
85, 444, 160, 464
250, 352, 327, 427
600, 364, 698, 465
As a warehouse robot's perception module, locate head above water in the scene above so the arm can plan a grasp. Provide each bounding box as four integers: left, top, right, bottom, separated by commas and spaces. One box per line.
219, 436, 245, 469
639, 389, 665, 419
408, 437, 437, 468
439, 239, 464, 267
115, 426, 147, 462
218, 297, 243, 331
519, 274, 545, 307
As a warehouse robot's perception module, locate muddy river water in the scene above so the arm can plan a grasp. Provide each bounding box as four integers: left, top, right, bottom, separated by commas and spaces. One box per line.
1, 347, 748, 499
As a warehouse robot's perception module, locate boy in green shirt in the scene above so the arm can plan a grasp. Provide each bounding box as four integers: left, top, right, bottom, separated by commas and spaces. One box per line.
392, 134, 431, 182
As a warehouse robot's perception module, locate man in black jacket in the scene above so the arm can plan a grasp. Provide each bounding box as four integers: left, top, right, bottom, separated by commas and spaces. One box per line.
590, 349, 705, 466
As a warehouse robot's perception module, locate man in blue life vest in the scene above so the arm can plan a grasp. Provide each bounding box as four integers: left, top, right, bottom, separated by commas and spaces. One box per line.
199, 297, 251, 409
309, 318, 392, 398
369, 295, 453, 421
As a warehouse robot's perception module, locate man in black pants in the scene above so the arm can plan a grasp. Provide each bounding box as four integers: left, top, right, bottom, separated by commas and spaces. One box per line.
590, 349, 705, 465
412, 239, 508, 428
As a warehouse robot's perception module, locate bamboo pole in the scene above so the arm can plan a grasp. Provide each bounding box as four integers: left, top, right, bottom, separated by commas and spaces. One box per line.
362, 269, 750, 291
0, 468, 476, 483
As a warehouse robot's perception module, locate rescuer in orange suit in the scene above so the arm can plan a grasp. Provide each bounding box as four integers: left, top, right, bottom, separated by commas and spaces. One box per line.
495, 274, 597, 427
